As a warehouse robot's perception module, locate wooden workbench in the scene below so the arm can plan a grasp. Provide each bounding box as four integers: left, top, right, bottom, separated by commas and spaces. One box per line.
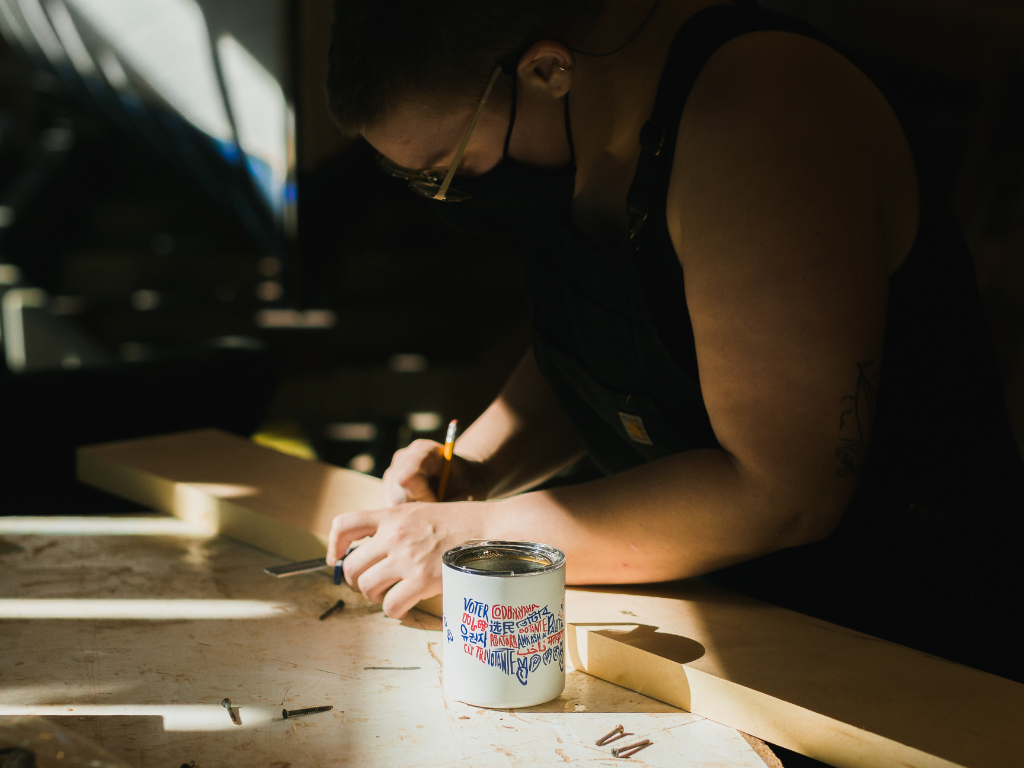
0, 515, 775, 767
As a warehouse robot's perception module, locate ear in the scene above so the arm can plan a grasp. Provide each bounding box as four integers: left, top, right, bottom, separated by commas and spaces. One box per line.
517, 40, 574, 99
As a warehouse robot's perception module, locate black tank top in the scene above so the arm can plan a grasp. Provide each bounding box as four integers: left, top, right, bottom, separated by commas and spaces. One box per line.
524, 3, 1024, 680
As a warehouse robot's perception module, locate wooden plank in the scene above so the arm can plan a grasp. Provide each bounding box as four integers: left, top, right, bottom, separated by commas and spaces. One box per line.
77, 428, 381, 562
566, 584, 1024, 768
77, 430, 1024, 768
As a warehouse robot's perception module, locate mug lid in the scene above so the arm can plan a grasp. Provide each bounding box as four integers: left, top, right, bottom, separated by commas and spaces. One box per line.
442, 540, 566, 577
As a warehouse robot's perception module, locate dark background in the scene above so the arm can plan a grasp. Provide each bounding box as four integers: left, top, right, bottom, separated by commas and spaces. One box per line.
2, 3, 1022, 766
1, 0, 1023, 512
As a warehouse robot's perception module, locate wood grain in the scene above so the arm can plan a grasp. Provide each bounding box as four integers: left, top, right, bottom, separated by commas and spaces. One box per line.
566, 585, 1024, 768
77, 429, 1024, 768
78, 428, 381, 562
0, 515, 767, 768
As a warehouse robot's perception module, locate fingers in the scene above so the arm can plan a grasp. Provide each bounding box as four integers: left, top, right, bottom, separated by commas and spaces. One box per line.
326, 508, 384, 563
381, 440, 444, 506
341, 536, 387, 590
350, 553, 435, 618
435, 456, 482, 502
354, 556, 404, 605
328, 501, 458, 620
382, 471, 409, 506
381, 577, 434, 619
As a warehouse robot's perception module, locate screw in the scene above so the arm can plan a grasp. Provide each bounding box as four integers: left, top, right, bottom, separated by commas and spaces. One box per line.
318, 599, 346, 621
221, 698, 240, 726
180, 762, 195, 768
596, 724, 624, 746
282, 705, 333, 719
612, 739, 652, 758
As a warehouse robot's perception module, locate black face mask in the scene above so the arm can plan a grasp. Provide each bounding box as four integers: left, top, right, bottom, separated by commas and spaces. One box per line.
430, 75, 576, 237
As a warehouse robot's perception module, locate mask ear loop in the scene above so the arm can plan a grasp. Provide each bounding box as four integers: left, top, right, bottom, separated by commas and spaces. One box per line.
435, 65, 504, 200
563, 93, 576, 165
502, 72, 518, 159
557, 61, 577, 165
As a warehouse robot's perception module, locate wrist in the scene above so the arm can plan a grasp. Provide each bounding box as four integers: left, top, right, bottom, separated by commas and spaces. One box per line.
454, 450, 494, 501
474, 455, 495, 501
474, 496, 501, 541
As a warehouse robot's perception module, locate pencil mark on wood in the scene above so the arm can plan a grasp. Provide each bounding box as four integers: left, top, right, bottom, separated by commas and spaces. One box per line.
363, 666, 421, 670
265, 658, 360, 681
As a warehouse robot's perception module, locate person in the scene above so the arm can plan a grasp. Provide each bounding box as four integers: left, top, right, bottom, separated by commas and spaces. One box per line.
323, 0, 1024, 681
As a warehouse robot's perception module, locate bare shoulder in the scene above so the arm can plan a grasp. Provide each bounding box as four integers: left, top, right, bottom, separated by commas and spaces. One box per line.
658, 31, 915, 534
666, 28, 918, 274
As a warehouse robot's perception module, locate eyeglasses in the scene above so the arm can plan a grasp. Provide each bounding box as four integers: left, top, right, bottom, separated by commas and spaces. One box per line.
375, 65, 505, 202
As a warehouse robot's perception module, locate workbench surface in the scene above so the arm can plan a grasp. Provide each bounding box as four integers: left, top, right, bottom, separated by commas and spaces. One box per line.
0, 516, 774, 767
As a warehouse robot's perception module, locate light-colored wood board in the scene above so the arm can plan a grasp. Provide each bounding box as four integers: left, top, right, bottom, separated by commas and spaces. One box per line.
75, 430, 1024, 768
78, 429, 382, 562
566, 586, 1024, 768
0, 517, 771, 768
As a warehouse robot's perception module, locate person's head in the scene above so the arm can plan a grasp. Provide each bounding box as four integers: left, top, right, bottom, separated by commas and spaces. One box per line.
326, 1, 604, 178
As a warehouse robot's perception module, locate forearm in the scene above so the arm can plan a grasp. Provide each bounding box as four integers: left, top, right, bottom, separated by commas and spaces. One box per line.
455, 346, 585, 498
481, 447, 843, 584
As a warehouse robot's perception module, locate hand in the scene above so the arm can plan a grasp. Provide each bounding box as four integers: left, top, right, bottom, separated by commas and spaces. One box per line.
326, 500, 490, 618
381, 439, 489, 506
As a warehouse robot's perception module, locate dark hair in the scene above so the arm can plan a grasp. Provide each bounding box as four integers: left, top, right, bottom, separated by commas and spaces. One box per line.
326, 0, 605, 135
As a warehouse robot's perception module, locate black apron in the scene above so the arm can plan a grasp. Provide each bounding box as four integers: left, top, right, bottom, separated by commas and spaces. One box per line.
524, 4, 1024, 681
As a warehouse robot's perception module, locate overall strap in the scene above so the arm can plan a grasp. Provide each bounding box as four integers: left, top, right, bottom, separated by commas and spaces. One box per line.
625, 4, 789, 247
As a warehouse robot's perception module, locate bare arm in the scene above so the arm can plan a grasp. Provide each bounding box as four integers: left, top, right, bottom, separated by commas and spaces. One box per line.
456, 345, 586, 498
379, 346, 584, 506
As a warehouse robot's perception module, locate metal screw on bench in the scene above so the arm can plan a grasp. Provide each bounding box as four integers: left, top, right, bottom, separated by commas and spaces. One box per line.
282, 705, 333, 719
221, 698, 240, 726
612, 739, 652, 758
596, 724, 624, 746
319, 599, 345, 620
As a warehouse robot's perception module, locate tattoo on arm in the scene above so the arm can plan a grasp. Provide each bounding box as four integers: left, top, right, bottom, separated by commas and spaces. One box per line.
835, 360, 878, 478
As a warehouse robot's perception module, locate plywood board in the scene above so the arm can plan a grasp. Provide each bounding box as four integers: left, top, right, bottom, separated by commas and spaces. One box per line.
77, 430, 1024, 768
0, 515, 772, 768
78, 428, 381, 562
566, 586, 1024, 768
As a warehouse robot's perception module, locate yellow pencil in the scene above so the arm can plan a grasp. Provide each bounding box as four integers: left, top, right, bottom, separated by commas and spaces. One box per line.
437, 419, 458, 502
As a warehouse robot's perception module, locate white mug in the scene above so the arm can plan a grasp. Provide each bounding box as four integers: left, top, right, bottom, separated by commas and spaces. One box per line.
442, 541, 566, 708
